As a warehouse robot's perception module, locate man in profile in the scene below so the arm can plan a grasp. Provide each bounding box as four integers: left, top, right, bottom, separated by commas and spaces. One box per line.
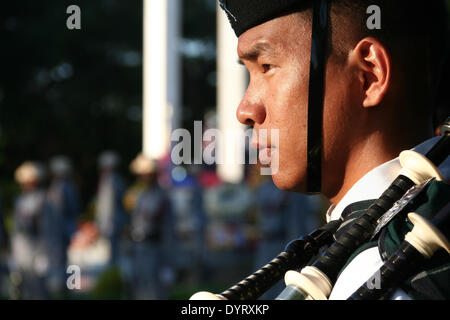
219, 0, 449, 299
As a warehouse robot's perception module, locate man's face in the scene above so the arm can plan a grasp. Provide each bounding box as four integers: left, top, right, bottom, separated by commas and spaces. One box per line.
237, 13, 355, 194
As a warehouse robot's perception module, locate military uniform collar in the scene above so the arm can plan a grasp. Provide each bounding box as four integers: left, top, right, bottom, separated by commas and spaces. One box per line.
326, 136, 450, 222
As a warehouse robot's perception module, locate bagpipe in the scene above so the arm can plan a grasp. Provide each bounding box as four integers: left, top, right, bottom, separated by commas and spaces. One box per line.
190, 121, 450, 300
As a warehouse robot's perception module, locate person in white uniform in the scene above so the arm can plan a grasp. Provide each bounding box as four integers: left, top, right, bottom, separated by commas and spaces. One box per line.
217, 0, 450, 300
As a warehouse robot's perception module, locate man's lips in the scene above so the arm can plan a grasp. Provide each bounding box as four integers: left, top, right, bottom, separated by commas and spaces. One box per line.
258, 145, 275, 151
250, 136, 276, 151
250, 130, 277, 150
250, 130, 278, 164
249, 142, 276, 152
258, 146, 275, 165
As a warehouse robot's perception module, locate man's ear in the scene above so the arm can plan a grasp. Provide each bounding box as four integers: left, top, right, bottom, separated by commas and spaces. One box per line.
350, 37, 391, 107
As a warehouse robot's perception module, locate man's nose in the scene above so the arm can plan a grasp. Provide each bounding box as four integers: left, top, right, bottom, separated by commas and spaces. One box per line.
236, 92, 266, 126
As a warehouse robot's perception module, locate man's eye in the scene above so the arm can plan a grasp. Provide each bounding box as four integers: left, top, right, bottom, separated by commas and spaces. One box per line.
262, 64, 272, 73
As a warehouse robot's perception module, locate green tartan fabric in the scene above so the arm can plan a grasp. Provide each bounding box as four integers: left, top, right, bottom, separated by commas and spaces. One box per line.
378, 180, 450, 299
337, 180, 450, 299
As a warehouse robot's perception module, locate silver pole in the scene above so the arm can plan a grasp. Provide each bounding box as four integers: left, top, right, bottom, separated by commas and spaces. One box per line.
216, 4, 247, 183
143, 0, 181, 160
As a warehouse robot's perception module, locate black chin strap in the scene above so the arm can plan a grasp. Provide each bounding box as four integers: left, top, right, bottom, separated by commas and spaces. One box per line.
306, 0, 330, 193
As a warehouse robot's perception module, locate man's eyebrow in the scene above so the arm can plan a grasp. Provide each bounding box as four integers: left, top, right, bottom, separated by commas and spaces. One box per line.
238, 42, 275, 63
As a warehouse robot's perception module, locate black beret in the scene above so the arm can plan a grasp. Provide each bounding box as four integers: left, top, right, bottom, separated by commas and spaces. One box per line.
219, 0, 313, 37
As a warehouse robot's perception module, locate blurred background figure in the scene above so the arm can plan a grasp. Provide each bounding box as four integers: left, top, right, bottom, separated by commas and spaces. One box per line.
202, 174, 257, 286
0, 190, 8, 299
252, 174, 321, 300
10, 161, 49, 299
169, 164, 207, 285
95, 151, 126, 267
123, 159, 148, 216
128, 153, 173, 299
43, 155, 80, 297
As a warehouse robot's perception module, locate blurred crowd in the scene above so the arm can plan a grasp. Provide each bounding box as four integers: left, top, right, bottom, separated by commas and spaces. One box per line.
0, 151, 325, 300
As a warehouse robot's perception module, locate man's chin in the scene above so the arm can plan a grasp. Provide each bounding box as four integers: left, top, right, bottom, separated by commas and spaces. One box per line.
271, 171, 307, 194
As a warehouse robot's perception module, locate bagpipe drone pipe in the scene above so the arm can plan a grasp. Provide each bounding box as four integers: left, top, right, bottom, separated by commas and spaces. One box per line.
190, 119, 450, 300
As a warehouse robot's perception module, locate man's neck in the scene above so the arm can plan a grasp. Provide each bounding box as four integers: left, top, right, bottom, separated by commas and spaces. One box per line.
328, 131, 431, 206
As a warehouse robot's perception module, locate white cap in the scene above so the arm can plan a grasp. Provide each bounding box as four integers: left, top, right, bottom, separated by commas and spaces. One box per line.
49, 155, 72, 177
98, 151, 120, 169
15, 161, 44, 184
130, 153, 157, 175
